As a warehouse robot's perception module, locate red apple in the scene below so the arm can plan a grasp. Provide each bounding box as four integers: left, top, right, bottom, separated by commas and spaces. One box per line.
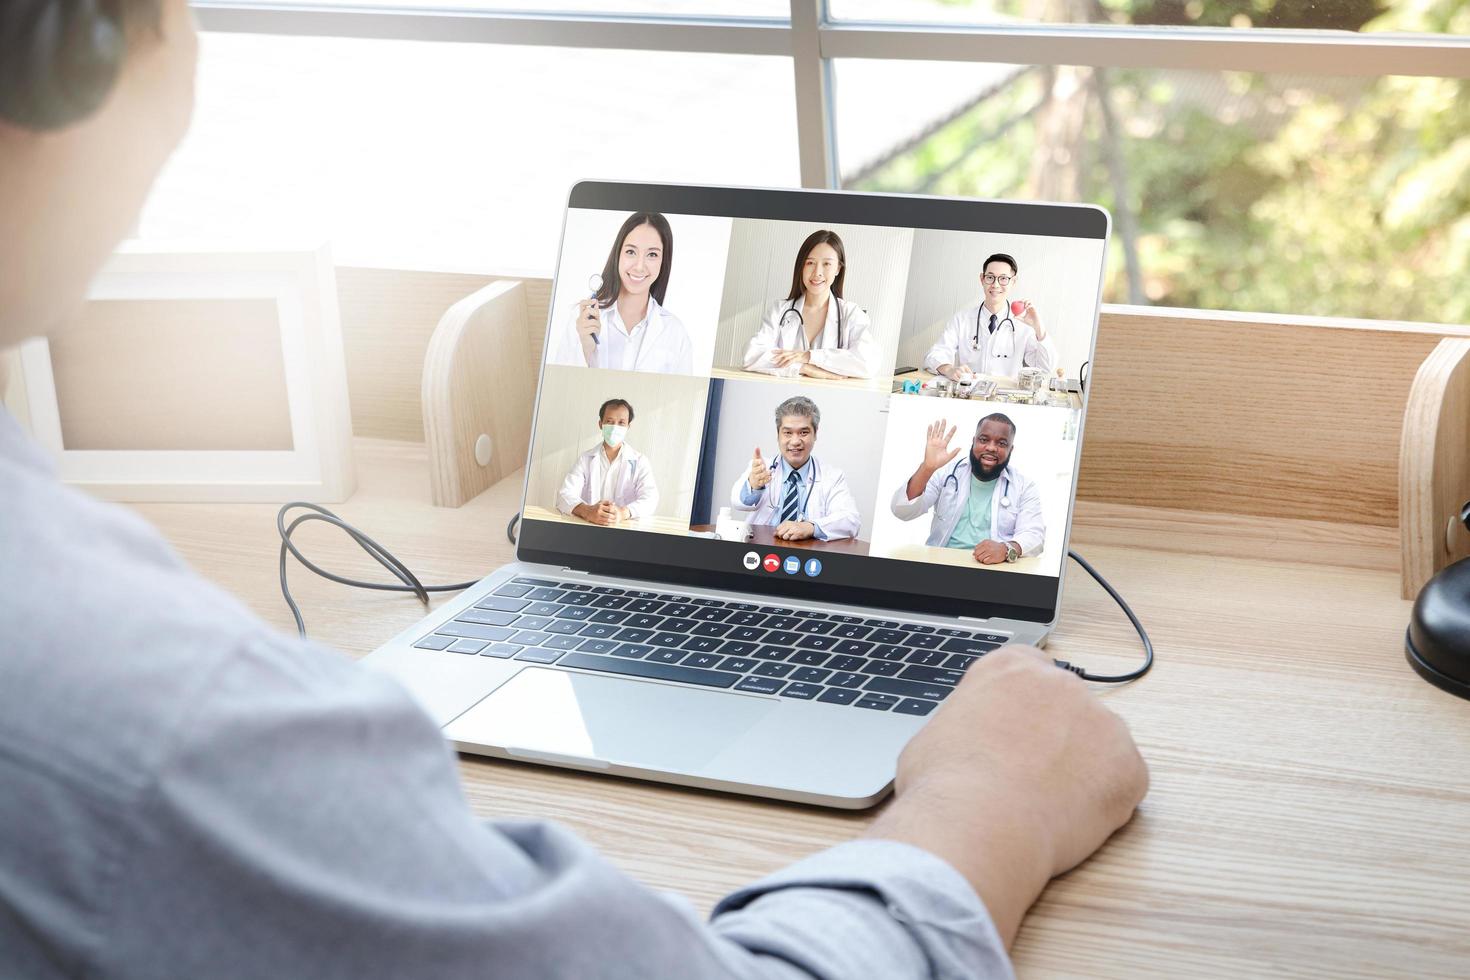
1010, 300, 1026, 316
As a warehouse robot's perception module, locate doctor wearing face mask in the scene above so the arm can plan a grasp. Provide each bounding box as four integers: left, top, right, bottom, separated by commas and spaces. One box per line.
729, 395, 861, 541
743, 230, 878, 380
549, 211, 694, 375
557, 398, 660, 526
890, 414, 1045, 565
923, 253, 1056, 382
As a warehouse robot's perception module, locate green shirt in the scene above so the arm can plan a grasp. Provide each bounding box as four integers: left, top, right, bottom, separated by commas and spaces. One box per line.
945, 475, 998, 550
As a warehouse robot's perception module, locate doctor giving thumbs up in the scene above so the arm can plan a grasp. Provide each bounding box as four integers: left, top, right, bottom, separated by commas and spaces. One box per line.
748, 447, 773, 491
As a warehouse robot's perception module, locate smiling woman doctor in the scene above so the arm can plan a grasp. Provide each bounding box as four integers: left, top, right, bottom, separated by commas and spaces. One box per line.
548, 211, 694, 375
743, 230, 879, 380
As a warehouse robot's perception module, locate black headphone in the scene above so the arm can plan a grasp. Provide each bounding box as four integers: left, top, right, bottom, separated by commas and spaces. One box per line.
0, 1, 131, 131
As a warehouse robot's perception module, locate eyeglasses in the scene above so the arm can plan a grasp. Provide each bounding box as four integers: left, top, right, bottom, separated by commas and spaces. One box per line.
982, 274, 1013, 286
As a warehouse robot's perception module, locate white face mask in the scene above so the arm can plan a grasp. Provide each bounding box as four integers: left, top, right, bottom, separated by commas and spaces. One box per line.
601, 423, 628, 448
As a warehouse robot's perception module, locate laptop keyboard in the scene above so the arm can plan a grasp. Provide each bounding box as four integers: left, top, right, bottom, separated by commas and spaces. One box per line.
412, 576, 1009, 717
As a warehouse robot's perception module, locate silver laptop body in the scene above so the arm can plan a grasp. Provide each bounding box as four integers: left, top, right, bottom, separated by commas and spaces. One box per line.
363, 181, 1109, 808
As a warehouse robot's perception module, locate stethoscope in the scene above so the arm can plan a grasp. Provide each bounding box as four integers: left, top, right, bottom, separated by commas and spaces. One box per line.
779, 298, 847, 350
971, 306, 1016, 350
941, 460, 1012, 509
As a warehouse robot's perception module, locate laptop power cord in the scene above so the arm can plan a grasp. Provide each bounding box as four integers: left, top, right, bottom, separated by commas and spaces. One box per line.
280, 504, 1154, 684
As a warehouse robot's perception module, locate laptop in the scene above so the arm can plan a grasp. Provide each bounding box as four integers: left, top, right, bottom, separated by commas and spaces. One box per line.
362, 181, 1109, 809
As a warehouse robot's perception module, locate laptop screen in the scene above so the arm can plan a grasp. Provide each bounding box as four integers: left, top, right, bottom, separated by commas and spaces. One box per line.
516, 182, 1107, 624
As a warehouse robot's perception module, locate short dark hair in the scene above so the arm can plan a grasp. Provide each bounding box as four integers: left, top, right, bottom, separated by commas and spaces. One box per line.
597, 398, 634, 425
594, 212, 673, 310
0, 0, 165, 131
982, 253, 1018, 276
977, 413, 1016, 440
785, 229, 847, 303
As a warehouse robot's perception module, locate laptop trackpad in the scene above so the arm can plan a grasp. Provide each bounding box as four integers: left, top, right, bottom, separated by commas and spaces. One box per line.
444, 667, 777, 772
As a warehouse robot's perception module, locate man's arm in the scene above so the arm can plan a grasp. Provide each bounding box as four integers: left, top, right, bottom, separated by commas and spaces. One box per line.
922, 312, 964, 377
806, 468, 861, 540
1008, 478, 1046, 557
96, 633, 1026, 979
556, 458, 588, 516
626, 457, 659, 519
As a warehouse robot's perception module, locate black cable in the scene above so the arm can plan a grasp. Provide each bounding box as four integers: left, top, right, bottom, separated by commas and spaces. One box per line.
276, 502, 481, 639
1052, 549, 1154, 684
507, 512, 520, 546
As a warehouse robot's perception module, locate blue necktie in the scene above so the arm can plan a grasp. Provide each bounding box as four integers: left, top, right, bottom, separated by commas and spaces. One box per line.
780, 469, 801, 524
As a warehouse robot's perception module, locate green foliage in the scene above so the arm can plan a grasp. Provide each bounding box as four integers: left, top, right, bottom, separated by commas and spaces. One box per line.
851, 0, 1470, 324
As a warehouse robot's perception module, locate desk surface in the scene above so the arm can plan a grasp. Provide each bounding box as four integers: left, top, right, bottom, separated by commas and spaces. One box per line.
710, 365, 889, 393
893, 369, 1083, 410
878, 541, 1046, 574
522, 504, 691, 536
131, 437, 1470, 978
690, 523, 871, 554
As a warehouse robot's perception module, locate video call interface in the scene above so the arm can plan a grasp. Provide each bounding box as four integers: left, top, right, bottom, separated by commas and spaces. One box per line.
520, 191, 1106, 615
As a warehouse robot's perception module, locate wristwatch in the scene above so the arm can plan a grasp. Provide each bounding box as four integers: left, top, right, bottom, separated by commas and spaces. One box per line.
1005, 542, 1020, 563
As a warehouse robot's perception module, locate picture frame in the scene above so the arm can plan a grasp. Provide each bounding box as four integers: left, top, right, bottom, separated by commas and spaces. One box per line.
12, 242, 355, 502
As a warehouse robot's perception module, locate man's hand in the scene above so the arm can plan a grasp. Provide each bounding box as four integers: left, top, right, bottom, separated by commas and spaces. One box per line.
924, 419, 960, 472
1017, 300, 1045, 340
865, 647, 1148, 948
973, 539, 1008, 564
748, 448, 773, 491
774, 520, 815, 541
584, 500, 621, 526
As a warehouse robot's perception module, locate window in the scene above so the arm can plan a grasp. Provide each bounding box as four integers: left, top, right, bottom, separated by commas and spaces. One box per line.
169, 1, 1470, 324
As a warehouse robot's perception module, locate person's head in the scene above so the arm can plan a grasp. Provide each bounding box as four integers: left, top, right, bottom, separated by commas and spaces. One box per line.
785, 229, 845, 304
971, 413, 1015, 480
597, 397, 633, 448
594, 212, 672, 310
980, 253, 1018, 308
773, 394, 819, 469
0, 0, 198, 348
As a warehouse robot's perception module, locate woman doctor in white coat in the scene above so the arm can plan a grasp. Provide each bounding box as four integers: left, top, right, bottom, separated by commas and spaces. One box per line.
743, 230, 879, 380
549, 211, 694, 375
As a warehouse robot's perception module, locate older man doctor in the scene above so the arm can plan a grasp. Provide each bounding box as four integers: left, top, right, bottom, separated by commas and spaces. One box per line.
890, 414, 1044, 565
730, 395, 861, 541
557, 398, 659, 525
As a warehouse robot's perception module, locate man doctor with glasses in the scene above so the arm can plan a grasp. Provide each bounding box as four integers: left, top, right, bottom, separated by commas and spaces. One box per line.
924, 253, 1057, 381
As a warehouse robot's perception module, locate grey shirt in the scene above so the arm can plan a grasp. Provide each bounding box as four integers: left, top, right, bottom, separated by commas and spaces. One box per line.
0, 409, 1012, 979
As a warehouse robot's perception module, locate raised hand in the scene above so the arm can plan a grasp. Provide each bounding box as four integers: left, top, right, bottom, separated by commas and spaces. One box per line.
749, 447, 772, 491
923, 419, 960, 472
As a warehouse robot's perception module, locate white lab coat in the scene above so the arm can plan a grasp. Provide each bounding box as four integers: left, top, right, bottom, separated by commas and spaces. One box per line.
547, 294, 694, 375
889, 458, 1045, 557
922, 303, 1057, 378
744, 297, 879, 379
557, 444, 659, 518
728, 455, 862, 541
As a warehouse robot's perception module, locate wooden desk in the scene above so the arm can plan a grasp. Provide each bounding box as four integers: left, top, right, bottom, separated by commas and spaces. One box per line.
893, 369, 1083, 410
711, 365, 889, 393
879, 541, 1045, 574
522, 503, 690, 536
691, 523, 871, 555
132, 437, 1470, 978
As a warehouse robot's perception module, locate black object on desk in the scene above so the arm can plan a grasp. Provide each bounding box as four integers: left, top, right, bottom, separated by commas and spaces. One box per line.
1405, 500, 1470, 701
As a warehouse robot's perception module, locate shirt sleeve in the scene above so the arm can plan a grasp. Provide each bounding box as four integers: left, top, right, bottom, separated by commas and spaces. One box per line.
923, 313, 964, 375
744, 302, 801, 378
94, 634, 1011, 980
557, 456, 587, 515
